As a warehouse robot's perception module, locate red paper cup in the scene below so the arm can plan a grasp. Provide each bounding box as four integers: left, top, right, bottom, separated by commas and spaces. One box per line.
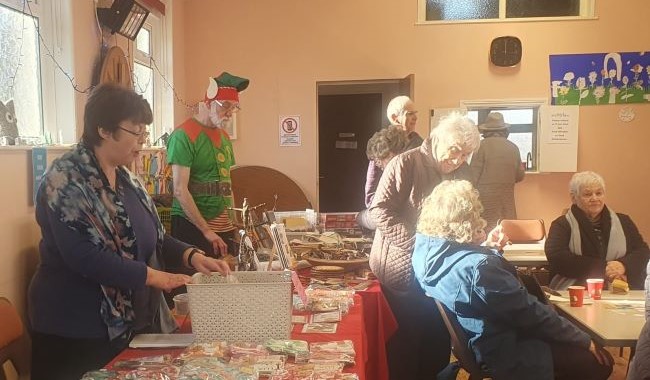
568, 286, 585, 307
586, 279, 604, 300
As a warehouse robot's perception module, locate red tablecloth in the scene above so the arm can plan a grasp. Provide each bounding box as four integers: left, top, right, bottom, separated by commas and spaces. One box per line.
356, 282, 397, 380
107, 282, 397, 380
108, 295, 367, 379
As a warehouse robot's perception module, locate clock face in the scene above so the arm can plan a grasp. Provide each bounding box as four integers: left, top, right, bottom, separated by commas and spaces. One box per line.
490, 36, 522, 67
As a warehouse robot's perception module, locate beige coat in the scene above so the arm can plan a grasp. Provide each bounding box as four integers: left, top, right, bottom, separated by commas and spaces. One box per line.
369, 139, 470, 293
470, 136, 525, 230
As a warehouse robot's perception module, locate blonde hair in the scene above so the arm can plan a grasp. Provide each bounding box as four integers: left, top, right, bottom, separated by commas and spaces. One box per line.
417, 180, 486, 243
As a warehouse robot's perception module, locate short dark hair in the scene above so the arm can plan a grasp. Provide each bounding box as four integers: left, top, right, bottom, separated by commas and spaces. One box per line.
82, 83, 153, 147
366, 125, 408, 161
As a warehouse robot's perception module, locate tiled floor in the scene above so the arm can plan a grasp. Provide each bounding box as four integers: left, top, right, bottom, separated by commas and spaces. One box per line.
455, 347, 630, 380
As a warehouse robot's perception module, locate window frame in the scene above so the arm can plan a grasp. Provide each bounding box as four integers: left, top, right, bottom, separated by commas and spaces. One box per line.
460, 98, 546, 173
0, 0, 59, 143
417, 0, 596, 25
133, 12, 163, 143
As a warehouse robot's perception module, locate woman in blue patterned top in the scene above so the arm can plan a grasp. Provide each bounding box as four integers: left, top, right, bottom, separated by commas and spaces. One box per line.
28, 84, 230, 380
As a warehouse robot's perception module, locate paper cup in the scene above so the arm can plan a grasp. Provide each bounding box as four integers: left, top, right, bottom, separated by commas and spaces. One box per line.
173, 293, 190, 315
568, 286, 585, 307
586, 279, 604, 300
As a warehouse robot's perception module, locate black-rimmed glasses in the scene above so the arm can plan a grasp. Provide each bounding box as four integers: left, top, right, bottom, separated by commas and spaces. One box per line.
118, 126, 149, 139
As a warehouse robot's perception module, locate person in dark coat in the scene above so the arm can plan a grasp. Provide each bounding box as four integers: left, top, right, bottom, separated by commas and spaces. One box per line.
545, 171, 650, 290
470, 112, 525, 232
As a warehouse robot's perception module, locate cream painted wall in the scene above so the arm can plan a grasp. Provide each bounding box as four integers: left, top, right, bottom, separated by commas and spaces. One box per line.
178, 0, 650, 239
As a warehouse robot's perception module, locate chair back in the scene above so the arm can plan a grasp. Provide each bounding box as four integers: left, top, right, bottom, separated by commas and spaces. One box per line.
435, 300, 491, 380
498, 219, 546, 243
0, 297, 30, 380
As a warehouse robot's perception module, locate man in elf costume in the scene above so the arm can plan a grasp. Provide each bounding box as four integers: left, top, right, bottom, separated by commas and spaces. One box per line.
167, 72, 249, 268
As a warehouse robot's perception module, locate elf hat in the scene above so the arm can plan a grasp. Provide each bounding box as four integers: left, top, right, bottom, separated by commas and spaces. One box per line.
205, 72, 250, 103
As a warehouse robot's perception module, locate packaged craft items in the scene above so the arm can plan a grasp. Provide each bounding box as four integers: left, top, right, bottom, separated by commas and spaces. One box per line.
82, 339, 360, 380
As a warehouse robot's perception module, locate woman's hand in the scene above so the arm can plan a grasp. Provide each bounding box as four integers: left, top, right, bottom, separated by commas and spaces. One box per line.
145, 267, 191, 292
605, 260, 626, 282
203, 230, 228, 257
483, 225, 509, 250
191, 253, 231, 276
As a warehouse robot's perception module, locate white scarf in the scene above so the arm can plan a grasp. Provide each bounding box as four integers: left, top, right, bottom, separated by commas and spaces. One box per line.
549, 207, 626, 290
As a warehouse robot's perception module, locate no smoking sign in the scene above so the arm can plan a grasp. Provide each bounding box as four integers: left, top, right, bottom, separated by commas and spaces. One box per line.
279, 115, 301, 146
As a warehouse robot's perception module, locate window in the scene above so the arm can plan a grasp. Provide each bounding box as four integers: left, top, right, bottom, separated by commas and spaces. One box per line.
132, 10, 169, 145
419, 0, 594, 23
461, 99, 545, 172
0, 0, 44, 141
466, 108, 537, 171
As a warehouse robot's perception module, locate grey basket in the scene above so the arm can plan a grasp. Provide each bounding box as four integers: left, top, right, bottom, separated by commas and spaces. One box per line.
187, 271, 293, 343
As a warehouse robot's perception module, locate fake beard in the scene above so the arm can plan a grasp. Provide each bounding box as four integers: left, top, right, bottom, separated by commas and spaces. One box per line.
210, 114, 231, 128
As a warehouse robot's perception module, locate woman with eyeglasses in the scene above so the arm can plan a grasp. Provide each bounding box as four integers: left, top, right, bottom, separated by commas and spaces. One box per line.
369, 112, 484, 380
28, 84, 230, 380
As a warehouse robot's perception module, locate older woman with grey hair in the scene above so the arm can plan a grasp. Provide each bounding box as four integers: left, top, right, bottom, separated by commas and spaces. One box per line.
413, 180, 613, 380
546, 171, 650, 290
368, 111, 487, 379
358, 125, 409, 231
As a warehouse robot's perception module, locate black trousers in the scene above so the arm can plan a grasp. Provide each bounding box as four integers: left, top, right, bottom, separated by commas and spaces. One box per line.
551, 342, 613, 380
382, 284, 451, 380
167, 215, 237, 305
170, 214, 237, 259
31, 331, 128, 380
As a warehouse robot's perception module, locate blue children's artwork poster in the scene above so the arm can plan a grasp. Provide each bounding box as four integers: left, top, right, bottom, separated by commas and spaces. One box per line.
549, 51, 650, 105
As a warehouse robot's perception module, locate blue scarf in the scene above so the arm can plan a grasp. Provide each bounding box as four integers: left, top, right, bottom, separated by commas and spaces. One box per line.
42, 143, 164, 338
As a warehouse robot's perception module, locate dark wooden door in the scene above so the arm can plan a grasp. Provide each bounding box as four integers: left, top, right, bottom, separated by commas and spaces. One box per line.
318, 93, 383, 212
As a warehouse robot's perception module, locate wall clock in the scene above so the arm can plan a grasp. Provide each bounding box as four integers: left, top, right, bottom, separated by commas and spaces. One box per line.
490, 36, 522, 67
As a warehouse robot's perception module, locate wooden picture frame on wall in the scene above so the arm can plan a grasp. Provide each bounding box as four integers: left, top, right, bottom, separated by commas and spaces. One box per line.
223, 113, 237, 140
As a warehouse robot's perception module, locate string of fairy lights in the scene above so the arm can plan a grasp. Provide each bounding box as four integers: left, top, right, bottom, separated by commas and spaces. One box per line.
7, 0, 197, 112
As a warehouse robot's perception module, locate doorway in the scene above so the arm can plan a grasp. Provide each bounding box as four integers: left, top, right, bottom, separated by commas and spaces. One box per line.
317, 77, 413, 212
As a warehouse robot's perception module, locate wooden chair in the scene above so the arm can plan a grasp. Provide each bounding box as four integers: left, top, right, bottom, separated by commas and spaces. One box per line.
435, 300, 491, 380
0, 297, 30, 380
498, 219, 546, 244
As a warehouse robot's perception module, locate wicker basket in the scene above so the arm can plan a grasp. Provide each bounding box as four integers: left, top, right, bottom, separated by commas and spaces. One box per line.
186, 271, 293, 343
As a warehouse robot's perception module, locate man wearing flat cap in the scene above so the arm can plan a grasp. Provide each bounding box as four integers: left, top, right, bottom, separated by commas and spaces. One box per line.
166, 72, 249, 270
470, 111, 525, 231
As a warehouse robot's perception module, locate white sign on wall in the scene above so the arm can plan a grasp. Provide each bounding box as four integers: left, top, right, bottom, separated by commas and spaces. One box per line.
539, 105, 579, 172
279, 115, 301, 147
